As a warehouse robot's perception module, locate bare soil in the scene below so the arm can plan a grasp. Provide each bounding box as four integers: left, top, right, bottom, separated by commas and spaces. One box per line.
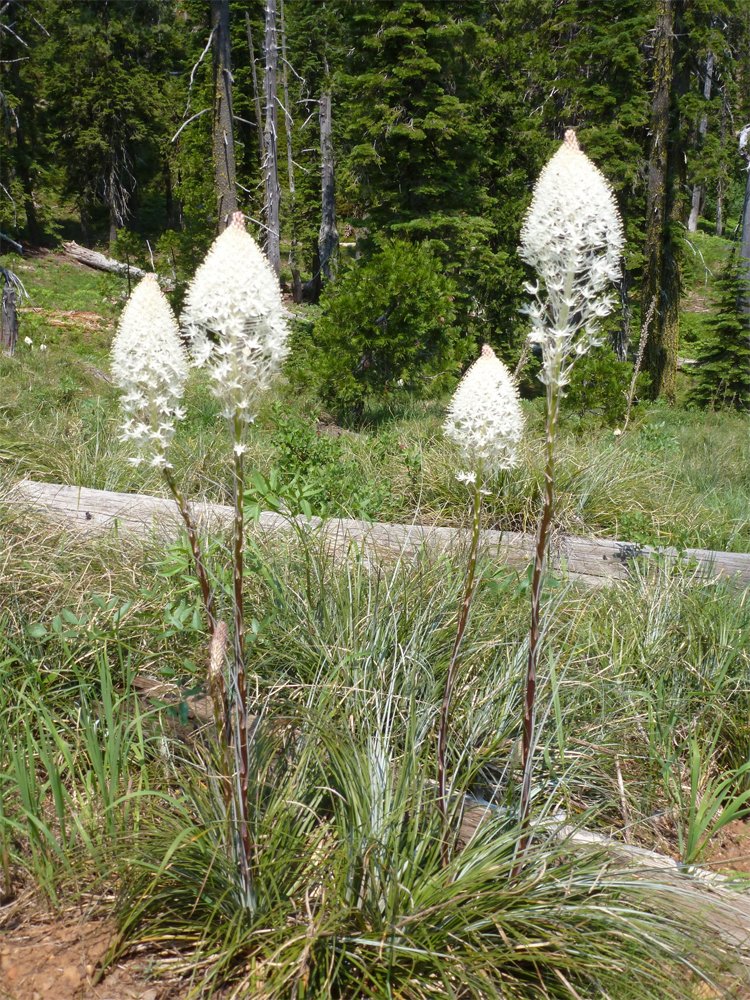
19, 307, 106, 332
0, 906, 175, 1000
703, 819, 750, 876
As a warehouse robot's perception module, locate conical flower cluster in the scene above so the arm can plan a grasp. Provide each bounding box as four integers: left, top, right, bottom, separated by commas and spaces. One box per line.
180, 213, 289, 424
444, 344, 524, 477
111, 274, 188, 468
519, 130, 624, 387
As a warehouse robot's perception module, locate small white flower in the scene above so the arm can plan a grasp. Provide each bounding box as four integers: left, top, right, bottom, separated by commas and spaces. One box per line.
456, 471, 477, 485
40, 343, 48, 352
24, 336, 33, 347
111, 274, 188, 469
519, 130, 624, 389
444, 345, 524, 476
181, 213, 289, 424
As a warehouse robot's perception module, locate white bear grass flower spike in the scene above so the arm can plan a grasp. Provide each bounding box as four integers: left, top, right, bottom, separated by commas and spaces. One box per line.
180, 211, 289, 429
516, 131, 624, 854
519, 129, 624, 389
111, 273, 188, 469
444, 344, 524, 482
437, 343, 523, 858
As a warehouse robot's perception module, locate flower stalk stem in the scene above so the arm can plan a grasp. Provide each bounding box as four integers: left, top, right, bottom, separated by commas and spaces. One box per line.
162, 467, 216, 635
231, 414, 253, 900
437, 475, 483, 865
518, 264, 570, 860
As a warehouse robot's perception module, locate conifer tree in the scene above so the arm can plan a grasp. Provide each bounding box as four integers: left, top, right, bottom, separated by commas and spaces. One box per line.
691, 251, 750, 410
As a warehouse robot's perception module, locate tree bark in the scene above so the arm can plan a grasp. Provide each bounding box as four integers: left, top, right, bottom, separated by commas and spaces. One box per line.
245, 12, 265, 169
211, 0, 238, 230
318, 90, 338, 285
716, 95, 728, 237
263, 0, 281, 278
1, 282, 18, 357
280, 0, 302, 301
687, 51, 714, 233
740, 151, 750, 315
642, 0, 681, 403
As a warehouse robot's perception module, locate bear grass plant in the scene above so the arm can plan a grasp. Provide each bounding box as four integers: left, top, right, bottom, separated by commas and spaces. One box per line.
1, 496, 748, 996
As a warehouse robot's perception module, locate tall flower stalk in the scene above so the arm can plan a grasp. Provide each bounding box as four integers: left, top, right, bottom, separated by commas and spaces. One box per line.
517, 130, 624, 846
181, 211, 289, 905
111, 274, 216, 633
439, 344, 523, 862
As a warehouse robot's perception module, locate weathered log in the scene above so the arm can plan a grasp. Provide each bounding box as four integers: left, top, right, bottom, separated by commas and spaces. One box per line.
61, 242, 174, 290
459, 799, 750, 955
8, 479, 750, 589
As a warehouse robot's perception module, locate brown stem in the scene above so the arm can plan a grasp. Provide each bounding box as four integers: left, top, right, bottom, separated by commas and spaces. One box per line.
518, 382, 559, 857
231, 416, 253, 885
163, 467, 216, 634
437, 478, 483, 866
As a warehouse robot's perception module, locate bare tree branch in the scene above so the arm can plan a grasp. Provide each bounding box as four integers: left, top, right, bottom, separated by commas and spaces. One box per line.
171, 107, 210, 143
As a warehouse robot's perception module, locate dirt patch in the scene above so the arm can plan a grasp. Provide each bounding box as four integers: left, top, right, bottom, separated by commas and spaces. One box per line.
0, 916, 170, 999
682, 288, 714, 314
703, 819, 750, 875
19, 307, 106, 331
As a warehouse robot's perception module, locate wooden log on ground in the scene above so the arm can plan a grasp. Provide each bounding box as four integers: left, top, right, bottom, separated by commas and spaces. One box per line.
459, 799, 750, 956
61, 242, 174, 290
7, 479, 750, 589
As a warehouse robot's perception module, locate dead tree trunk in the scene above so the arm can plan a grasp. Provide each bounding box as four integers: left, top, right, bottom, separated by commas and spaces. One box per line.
263, 0, 282, 279
716, 95, 728, 237
318, 90, 338, 285
687, 51, 714, 233
245, 11, 265, 169
642, 0, 681, 403
280, 0, 302, 301
211, 0, 238, 230
1, 282, 18, 357
740, 127, 750, 314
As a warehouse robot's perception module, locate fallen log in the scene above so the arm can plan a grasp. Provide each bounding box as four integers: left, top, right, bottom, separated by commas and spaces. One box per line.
459, 799, 750, 956
8, 479, 750, 589
61, 242, 174, 290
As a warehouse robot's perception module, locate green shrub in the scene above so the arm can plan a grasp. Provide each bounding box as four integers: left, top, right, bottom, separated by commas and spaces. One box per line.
562, 345, 634, 426
304, 239, 464, 421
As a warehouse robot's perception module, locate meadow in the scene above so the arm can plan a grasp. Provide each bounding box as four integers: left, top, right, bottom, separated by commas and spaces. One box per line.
1, 247, 750, 997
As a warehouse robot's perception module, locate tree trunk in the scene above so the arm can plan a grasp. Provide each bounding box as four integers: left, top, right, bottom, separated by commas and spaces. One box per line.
318, 90, 338, 285
280, 0, 302, 301
211, 0, 238, 230
642, 0, 680, 403
687, 51, 714, 233
1, 282, 18, 357
245, 11, 265, 169
613, 273, 631, 361
740, 163, 750, 314
263, 0, 282, 279
716, 97, 727, 237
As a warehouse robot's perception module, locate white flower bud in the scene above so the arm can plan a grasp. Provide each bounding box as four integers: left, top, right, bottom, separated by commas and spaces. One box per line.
444, 345, 524, 477
180, 213, 290, 423
111, 273, 188, 469
519, 130, 624, 388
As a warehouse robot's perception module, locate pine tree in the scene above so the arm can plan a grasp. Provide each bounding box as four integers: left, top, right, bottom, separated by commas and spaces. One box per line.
337, 1, 493, 337
690, 251, 750, 410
